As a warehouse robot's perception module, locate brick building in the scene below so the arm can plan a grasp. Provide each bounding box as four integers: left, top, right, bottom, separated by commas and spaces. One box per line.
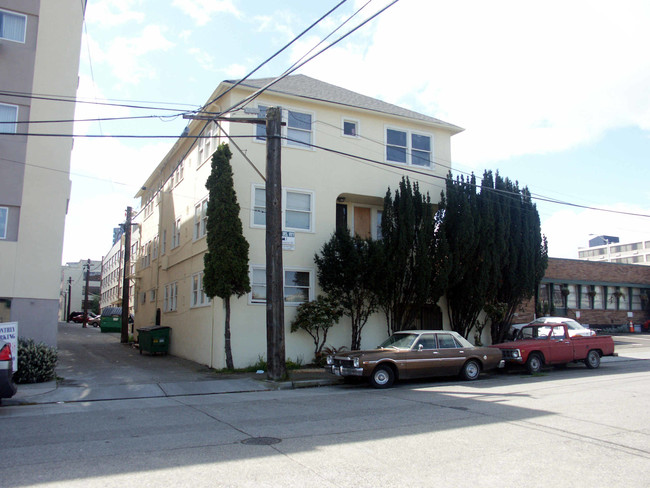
518, 258, 650, 328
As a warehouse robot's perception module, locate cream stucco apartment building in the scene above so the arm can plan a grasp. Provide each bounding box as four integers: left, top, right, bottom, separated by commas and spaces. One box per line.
134, 75, 463, 368
0, 1, 85, 344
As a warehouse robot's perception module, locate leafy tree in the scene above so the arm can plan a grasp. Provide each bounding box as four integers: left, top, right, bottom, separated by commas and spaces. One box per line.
314, 230, 380, 350
376, 177, 449, 334
290, 295, 343, 363
203, 143, 251, 370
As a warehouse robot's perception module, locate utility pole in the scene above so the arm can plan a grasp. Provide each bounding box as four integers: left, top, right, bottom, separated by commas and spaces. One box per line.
121, 206, 132, 343
82, 259, 90, 328
67, 277, 72, 321
265, 106, 286, 380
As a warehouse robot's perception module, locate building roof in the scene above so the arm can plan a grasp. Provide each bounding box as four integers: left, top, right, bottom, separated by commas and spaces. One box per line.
224, 74, 464, 134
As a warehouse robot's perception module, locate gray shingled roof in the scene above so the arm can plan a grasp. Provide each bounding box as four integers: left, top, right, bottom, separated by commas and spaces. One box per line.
224, 74, 463, 134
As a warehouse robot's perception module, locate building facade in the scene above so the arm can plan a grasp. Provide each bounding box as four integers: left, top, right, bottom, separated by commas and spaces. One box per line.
59, 260, 102, 321
578, 236, 650, 266
0, 0, 85, 345
134, 75, 463, 368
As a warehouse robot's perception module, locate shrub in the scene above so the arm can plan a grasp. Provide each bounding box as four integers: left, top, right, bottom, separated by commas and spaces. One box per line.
13, 338, 58, 384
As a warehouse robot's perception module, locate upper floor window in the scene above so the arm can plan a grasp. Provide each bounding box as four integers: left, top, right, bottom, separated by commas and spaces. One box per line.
0, 103, 18, 134
252, 186, 313, 232
194, 197, 208, 240
0, 207, 7, 239
386, 128, 433, 168
255, 105, 313, 149
0, 9, 26, 43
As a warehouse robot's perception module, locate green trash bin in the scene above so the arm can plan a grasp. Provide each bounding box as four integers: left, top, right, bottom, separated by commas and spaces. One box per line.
137, 326, 170, 355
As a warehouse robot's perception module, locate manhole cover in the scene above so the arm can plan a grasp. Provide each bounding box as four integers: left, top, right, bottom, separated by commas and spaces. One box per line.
241, 437, 282, 446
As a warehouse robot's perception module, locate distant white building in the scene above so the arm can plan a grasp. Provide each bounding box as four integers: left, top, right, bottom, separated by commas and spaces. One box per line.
578, 235, 650, 265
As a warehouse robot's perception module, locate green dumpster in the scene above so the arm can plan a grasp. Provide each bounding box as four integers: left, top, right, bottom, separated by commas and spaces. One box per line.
137, 326, 170, 355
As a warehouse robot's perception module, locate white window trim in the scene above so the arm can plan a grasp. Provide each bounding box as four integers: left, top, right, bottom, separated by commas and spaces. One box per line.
250, 184, 315, 233
0, 103, 19, 134
384, 125, 434, 168
0, 206, 7, 239
190, 272, 210, 308
0, 9, 27, 43
341, 117, 360, 138
193, 196, 209, 241
248, 265, 314, 306
253, 103, 316, 151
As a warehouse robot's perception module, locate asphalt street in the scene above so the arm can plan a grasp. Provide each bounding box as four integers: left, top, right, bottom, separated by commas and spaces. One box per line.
0, 324, 649, 487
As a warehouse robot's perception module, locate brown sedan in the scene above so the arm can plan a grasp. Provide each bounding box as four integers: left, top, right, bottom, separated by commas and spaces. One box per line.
326, 330, 504, 388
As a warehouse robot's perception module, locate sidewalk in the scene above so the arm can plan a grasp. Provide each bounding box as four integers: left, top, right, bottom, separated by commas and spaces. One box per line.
4, 323, 341, 406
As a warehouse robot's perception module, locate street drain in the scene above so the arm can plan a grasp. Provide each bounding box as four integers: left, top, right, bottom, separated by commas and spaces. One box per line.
241, 437, 282, 446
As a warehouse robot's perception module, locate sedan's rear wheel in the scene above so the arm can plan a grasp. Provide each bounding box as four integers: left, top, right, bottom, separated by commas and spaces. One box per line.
585, 350, 601, 369
461, 359, 481, 381
369, 365, 394, 389
526, 353, 543, 374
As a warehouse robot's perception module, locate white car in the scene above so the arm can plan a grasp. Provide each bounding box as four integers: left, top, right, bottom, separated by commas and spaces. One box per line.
510, 317, 596, 339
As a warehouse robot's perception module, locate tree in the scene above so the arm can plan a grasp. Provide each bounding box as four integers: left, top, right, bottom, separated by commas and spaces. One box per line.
376, 177, 449, 334
290, 295, 343, 363
203, 143, 251, 370
314, 230, 380, 350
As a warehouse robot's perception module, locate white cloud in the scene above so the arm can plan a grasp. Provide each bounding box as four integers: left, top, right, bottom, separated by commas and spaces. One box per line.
172, 0, 240, 26
85, 0, 145, 27
295, 0, 650, 167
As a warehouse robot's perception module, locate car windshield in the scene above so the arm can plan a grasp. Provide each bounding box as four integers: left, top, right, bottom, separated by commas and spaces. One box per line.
379, 333, 418, 349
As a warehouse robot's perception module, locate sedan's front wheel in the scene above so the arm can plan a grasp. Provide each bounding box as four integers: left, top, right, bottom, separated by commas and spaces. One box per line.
460, 359, 481, 381
369, 365, 394, 389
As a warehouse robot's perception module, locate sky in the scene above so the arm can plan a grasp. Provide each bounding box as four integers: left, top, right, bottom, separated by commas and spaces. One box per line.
63, 0, 650, 264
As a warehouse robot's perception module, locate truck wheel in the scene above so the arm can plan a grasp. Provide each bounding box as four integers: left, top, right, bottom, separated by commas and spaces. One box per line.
369, 365, 394, 389
585, 350, 601, 369
526, 353, 543, 374
460, 359, 481, 381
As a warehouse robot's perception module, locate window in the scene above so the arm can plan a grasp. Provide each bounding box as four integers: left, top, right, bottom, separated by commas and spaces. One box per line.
342, 119, 358, 137
164, 282, 177, 312
0, 103, 18, 134
250, 267, 312, 304
255, 105, 313, 149
0, 9, 26, 43
287, 110, 312, 148
194, 197, 208, 240
0, 207, 7, 239
252, 186, 313, 231
386, 128, 433, 168
191, 272, 209, 307
171, 217, 181, 249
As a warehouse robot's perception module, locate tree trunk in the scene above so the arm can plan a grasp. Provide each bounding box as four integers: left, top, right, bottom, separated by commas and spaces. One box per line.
224, 296, 234, 370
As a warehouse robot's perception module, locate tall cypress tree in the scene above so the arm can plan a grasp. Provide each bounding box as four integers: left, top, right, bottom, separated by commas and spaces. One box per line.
203, 143, 250, 370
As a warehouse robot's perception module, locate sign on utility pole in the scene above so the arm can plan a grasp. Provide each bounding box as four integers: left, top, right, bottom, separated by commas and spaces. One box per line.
121, 206, 132, 344
265, 106, 286, 381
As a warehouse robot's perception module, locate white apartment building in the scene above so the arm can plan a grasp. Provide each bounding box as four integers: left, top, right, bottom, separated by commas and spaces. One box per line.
0, 1, 85, 345
134, 75, 463, 369
579, 236, 650, 266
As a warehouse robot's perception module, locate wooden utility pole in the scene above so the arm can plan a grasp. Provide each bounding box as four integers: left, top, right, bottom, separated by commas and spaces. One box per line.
265, 107, 286, 380
121, 206, 132, 343
82, 259, 90, 328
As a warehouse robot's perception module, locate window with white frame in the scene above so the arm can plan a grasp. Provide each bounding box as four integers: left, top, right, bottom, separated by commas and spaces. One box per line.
164, 282, 177, 312
194, 197, 208, 240
252, 186, 313, 231
255, 105, 313, 149
191, 272, 210, 307
386, 128, 433, 168
0, 206, 7, 239
250, 266, 312, 304
171, 217, 181, 249
0, 103, 18, 134
342, 119, 359, 137
0, 9, 26, 43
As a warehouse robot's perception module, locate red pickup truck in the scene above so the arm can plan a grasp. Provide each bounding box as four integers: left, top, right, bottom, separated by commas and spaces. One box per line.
492, 323, 616, 374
